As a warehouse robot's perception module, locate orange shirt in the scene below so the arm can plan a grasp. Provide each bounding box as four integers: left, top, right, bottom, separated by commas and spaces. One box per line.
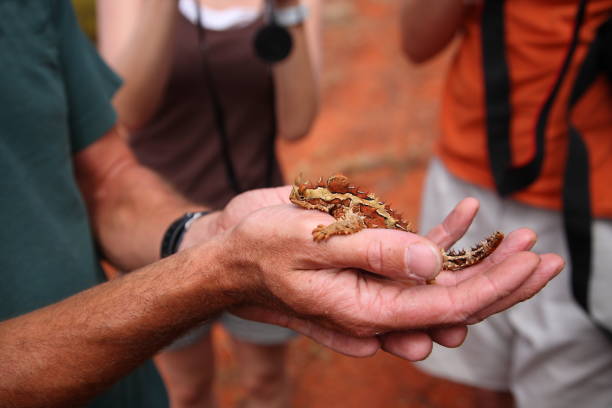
438, 0, 612, 217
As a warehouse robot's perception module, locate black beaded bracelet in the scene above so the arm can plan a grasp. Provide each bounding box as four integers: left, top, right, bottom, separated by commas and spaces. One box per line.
160, 211, 211, 258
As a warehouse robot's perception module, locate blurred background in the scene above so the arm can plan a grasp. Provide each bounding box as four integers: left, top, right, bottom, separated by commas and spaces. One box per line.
73, 0, 478, 406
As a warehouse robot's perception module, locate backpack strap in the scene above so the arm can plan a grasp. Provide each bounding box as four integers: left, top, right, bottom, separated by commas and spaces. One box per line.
481, 0, 612, 339
564, 16, 612, 340
481, 0, 588, 196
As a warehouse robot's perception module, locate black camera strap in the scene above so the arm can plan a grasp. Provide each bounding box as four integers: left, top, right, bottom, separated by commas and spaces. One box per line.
195, 3, 277, 195
563, 15, 612, 340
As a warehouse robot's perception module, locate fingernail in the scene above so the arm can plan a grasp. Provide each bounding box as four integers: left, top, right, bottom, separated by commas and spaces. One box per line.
404, 243, 442, 281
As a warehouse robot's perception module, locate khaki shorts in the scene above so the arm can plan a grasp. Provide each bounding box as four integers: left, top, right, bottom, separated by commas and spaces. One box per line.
166, 312, 296, 351
415, 158, 612, 408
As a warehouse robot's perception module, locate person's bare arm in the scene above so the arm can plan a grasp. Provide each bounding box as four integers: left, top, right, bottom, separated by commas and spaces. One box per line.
0, 175, 563, 407
72, 127, 564, 346
273, 0, 322, 140
400, 0, 469, 63
74, 126, 212, 271
0, 238, 237, 408
97, 0, 179, 130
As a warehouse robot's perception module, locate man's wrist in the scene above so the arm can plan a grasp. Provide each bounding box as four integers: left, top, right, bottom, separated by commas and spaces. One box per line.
171, 235, 247, 314
175, 216, 258, 309
160, 211, 212, 258
176, 211, 222, 252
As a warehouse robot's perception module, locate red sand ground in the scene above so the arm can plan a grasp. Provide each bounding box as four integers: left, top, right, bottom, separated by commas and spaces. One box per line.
214, 1, 482, 407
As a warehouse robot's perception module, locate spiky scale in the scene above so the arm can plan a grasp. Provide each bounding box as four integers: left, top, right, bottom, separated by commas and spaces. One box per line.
289, 174, 503, 272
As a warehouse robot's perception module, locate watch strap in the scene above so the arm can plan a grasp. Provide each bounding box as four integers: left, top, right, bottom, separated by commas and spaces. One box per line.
160, 211, 210, 258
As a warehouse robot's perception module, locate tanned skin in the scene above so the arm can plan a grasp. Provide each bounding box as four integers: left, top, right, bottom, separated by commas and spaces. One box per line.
400, 0, 469, 63
0, 127, 563, 407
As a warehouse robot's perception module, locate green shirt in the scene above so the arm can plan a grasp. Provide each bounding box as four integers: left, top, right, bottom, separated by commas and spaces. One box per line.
0, 1, 168, 406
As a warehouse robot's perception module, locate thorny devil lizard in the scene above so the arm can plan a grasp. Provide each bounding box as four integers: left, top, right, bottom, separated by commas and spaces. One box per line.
289, 174, 504, 272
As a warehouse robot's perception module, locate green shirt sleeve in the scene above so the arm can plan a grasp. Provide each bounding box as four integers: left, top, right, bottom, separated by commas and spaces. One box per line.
57, 0, 122, 152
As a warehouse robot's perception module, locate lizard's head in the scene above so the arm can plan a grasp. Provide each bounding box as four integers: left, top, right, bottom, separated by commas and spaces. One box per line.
289, 174, 348, 212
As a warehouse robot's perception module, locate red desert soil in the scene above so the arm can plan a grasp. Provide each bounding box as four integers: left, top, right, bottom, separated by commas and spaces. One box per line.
214, 1, 481, 407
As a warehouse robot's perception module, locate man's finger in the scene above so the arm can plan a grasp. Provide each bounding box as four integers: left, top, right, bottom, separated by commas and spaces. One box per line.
374, 251, 540, 329
430, 251, 541, 326
426, 197, 480, 249
380, 331, 434, 361
232, 306, 381, 357
429, 325, 468, 348
464, 253, 564, 324
314, 228, 443, 282
380, 326, 468, 361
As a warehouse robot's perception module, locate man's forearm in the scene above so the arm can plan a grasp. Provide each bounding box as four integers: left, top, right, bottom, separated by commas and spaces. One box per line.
75, 128, 218, 270
400, 0, 468, 63
0, 240, 236, 408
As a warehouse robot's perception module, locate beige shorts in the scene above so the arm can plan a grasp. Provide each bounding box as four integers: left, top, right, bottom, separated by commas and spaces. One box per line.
415, 158, 612, 408
166, 312, 296, 351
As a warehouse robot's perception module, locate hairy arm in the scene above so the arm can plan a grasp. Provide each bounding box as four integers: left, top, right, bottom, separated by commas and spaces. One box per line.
273, 0, 322, 140
400, 0, 470, 63
0, 180, 564, 406
0, 240, 237, 408
74, 126, 215, 270
97, 0, 179, 130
